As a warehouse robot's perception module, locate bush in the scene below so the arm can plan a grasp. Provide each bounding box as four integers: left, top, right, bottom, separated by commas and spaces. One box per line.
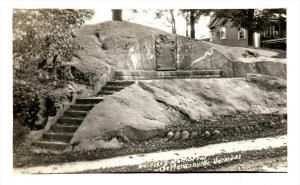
13, 81, 41, 128
13, 118, 30, 148
13, 9, 95, 130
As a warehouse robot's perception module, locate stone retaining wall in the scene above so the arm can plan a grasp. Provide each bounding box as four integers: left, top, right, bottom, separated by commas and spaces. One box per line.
119, 35, 231, 76
117, 34, 286, 79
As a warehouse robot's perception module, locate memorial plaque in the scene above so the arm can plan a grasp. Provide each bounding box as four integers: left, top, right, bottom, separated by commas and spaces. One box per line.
155, 35, 176, 71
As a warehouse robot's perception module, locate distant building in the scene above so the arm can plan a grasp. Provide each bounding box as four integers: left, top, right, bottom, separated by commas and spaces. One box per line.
208, 16, 286, 49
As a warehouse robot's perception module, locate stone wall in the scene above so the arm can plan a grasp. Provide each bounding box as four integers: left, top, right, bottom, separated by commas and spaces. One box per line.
176, 36, 233, 77
119, 34, 231, 75
117, 35, 156, 71
117, 34, 286, 79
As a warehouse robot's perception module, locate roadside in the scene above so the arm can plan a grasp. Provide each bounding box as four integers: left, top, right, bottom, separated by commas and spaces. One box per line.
14, 113, 287, 168
14, 135, 287, 173
211, 156, 287, 172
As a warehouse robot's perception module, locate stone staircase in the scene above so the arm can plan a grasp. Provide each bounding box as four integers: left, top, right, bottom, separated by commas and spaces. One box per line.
115, 69, 223, 80
33, 80, 135, 151
33, 69, 222, 151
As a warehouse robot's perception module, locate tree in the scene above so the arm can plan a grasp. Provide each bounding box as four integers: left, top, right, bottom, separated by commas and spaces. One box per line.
179, 9, 211, 39
13, 9, 95, 80
13, 9, 94, 128
155, 9, 176, 34
179, 11, 190, 37
212, 9, 286, 45
112, 9, 122, 21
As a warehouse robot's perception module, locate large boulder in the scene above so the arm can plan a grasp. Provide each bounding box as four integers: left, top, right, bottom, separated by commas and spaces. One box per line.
70, 84, 169, 146
70, 78, 286, 151
246, 73, 286, 90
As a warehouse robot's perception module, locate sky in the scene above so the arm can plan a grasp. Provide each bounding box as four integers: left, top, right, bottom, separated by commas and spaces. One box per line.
85, 9, 211, 39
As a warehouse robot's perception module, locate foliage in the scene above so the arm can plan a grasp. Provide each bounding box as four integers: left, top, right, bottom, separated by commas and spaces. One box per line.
212, 9, 286, 32
13, 81, 41, 129
179, 9, 211, 38
13, 9, 94, 81
155, 10, 176, 34
13, 9, 94, 129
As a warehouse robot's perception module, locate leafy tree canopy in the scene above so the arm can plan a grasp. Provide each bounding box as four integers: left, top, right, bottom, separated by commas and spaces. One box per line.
13, 9, 94, 80
212, 9, 286, 32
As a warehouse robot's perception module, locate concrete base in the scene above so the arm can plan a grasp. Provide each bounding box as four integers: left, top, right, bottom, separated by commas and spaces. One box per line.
115, 70, 222, 80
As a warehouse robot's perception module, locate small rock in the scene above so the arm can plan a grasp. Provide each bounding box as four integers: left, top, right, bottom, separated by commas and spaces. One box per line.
281, 119, 287, 124
254, 125, 261, 130
181, 131, 190, 140
245, 126, 251, 131
174, 131, 181, 140
204, 131, 211, 137
240, 126, 246, 132
235, 127, 240, 133
212, 130, 222, 139
270, 121, 276, 127
249, 126, 255, 131
167, 131, 174, 139
190, 131, 198, 139
213, 129, 221, 136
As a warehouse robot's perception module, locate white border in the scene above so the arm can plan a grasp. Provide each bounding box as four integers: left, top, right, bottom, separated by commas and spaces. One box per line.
1, 1, 300, 185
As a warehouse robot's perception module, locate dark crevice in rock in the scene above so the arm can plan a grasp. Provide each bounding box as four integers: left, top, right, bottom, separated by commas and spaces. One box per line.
94, 32, 107, 50
154, 98, 195, 123
137, 82, 155, 94
137, 82, 196, 124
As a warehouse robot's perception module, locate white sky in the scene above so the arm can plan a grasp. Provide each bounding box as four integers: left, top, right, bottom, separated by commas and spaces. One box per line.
85, 9, 211, 39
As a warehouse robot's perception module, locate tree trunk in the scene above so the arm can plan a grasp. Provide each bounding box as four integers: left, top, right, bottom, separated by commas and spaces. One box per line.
169, 10, 176, 34
112, 9, 122, 21
190, 10, 195, 39
248, 29, 254, 46
186, 22, 189, 37
246, 9, 255, 46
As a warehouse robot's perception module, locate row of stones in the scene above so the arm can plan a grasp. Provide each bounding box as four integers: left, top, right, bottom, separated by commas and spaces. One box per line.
166, 130, 221, 141
165, 119, 287, 141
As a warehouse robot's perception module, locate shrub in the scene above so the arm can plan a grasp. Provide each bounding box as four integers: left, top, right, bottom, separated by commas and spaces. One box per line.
13, 9, 94, 129
13, 81, 41, 128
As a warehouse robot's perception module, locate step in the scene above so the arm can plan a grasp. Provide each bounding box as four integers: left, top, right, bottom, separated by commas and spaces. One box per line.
57, 117, 84, 125
106, 81, 135, 86
64, 110, 88, 118
42, 133, 73, 143
115, 74, 222, 80
102, 86, 124, 92
97, 90, 114, 95
52, 124, 79, 133
70, 104, 94, 111
115, 70, 222, 77
76, 98, 103, 104
33, 141, 68, 150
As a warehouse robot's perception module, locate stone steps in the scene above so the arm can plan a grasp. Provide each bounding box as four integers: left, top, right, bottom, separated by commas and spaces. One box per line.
42, 133, 73, 143
52, 124, 79, 133
57, 117, 84, 126
116, 74, 222, 80
97, 90, 114, 95
70, 104, 95, 111
33, 97, 100, 151
106, 80, 135, 86
33, 80, 135, 151
76, 97, 103, 104
101, 86, 125, 92
64, 110, 88, 118
33, 141, 69, 151
114, 70, 223, 80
